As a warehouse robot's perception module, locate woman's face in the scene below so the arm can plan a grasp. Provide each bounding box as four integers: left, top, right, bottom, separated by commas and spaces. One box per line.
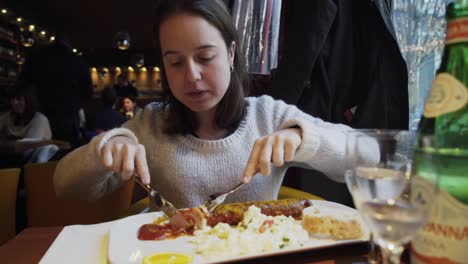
122, 98, 135, 112
160, 13, 235, 114
11, 96, 25, 114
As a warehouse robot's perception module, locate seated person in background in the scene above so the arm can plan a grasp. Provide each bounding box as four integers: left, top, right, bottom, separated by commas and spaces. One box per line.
114, 73, 138, 98
120, 96, 142, 119
0, 82, 67, 168
86, 87, 127, 137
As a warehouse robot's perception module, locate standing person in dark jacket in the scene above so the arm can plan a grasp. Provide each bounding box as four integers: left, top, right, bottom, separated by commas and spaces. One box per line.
19, 32, 93, 149
269, 0, 408, 206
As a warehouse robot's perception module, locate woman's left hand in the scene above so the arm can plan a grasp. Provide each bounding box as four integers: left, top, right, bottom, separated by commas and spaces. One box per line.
242, 127, 302, 182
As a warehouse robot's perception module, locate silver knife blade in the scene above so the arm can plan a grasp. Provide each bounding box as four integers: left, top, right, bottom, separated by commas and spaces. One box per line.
133, 173, 178, 217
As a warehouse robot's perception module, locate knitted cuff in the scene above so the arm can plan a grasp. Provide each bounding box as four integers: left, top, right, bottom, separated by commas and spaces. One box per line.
92, 128, 139, 157
279, 118, 320, 163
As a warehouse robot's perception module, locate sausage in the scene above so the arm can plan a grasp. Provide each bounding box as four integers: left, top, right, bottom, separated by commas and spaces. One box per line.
170, 207, 205, 231
206, 199, 312, 226
139, 199, 312, 240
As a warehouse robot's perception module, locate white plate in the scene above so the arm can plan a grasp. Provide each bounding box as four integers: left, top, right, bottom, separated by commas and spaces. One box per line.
41, 222, 114, 264
107, 200, 370, 264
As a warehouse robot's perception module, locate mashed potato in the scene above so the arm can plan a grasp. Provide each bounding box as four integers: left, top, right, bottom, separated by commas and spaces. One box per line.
191, 205, 309, 260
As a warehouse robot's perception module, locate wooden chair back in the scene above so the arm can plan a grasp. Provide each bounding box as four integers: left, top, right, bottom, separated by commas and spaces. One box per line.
0, 168, 21, 245
24, 161, 134, 227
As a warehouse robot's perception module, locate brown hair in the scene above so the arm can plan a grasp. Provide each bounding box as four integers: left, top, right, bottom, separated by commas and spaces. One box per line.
153, 0, 250, 134
8, 81, 39, 123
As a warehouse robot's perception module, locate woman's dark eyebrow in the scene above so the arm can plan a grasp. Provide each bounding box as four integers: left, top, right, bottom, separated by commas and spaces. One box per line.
196, 44, 217, 50
163, 44, 217, 57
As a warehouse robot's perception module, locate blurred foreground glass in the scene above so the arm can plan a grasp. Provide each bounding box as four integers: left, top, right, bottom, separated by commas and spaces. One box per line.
348, 130, 438, 264
345, 129, 379, 263
344, 129, 410, 264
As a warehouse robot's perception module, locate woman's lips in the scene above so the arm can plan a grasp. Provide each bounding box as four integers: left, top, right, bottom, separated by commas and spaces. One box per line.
187, 90, 209, 99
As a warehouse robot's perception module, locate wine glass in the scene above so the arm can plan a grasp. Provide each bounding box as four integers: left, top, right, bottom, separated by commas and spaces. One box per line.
344, 129, 382, 264
350, 130, 437, 264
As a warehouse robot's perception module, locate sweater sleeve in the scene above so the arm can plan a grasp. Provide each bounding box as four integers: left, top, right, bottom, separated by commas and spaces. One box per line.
257, 95, 354, 182
53, 127, 138, 200
24, 113, 52, 140
280, 116, 352, 182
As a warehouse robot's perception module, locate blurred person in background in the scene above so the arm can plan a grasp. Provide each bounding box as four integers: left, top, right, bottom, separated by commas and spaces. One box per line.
19, 31, 93, 149
114, 73, 138, 98
85, 87, 126, 139
119, 95, 142, 120
0, 82, 67, 168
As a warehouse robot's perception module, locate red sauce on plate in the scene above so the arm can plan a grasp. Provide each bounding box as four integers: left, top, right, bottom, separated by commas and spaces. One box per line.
137, 224, 195, 241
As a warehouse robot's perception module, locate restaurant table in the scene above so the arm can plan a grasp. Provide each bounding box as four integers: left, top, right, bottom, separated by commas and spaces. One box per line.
0, 226, 371, 264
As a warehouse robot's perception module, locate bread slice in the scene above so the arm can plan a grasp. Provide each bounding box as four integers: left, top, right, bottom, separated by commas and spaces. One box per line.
301, 205, 363, 240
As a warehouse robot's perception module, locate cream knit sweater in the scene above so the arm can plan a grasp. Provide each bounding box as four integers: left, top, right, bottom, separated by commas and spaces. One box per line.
0, 112, 52, 140
54, 95, 353, 208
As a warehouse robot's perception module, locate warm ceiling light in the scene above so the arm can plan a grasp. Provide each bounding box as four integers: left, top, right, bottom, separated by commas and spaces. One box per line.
91, 67, 97, 72
72, 48, 77, 53
16, 17, 23, 23
40, 31, 46, 36
1, 9, 7, 14
102, 67, 109, 72
153, 67, 160, 72
127, 66, 134, 72
140, 67, 147, 72
50, 36, 55, 42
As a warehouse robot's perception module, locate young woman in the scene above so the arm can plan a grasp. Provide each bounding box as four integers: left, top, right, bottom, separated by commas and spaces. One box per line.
54, 0, 360, 208
120, 96, 142, 120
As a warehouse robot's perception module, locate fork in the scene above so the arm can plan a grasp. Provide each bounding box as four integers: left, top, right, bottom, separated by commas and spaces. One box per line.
200, 182, 246, 214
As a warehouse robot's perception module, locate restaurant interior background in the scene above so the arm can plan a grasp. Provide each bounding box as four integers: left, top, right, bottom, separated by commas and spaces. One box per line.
0, 0, 451, 226
0, 0, 449, 121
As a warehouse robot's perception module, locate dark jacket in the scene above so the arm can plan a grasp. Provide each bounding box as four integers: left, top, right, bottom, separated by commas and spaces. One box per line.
114, 84, 138, 98
19, 40, 93, 147
269, 0, 408, 206
20, 41, 93, 117
270, 0, 408, 129
87, 106, 126, 132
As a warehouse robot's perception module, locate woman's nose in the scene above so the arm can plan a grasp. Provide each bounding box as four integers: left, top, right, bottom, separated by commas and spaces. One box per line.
185, 61, 201, 82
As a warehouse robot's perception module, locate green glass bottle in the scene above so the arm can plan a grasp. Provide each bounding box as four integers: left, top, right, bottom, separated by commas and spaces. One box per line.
411, 1, 468, 263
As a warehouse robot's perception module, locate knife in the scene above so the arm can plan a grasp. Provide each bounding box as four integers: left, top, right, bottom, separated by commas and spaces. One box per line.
133, 173, 178, 217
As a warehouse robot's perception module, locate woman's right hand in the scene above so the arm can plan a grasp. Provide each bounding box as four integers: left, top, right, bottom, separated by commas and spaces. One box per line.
100, 136, 151, 184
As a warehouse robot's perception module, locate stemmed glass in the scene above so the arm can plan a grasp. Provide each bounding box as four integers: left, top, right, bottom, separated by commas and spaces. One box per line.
345, 129, 381, 264
347, 130, 437, 264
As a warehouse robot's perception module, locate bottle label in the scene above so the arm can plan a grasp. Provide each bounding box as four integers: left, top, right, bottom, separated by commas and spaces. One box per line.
446, 17, 468, 45
411, 189, 468, 264
424, 73, 468, 118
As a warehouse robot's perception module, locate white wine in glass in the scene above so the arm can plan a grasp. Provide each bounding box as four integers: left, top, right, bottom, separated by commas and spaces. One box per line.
350, 130, 437, 264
